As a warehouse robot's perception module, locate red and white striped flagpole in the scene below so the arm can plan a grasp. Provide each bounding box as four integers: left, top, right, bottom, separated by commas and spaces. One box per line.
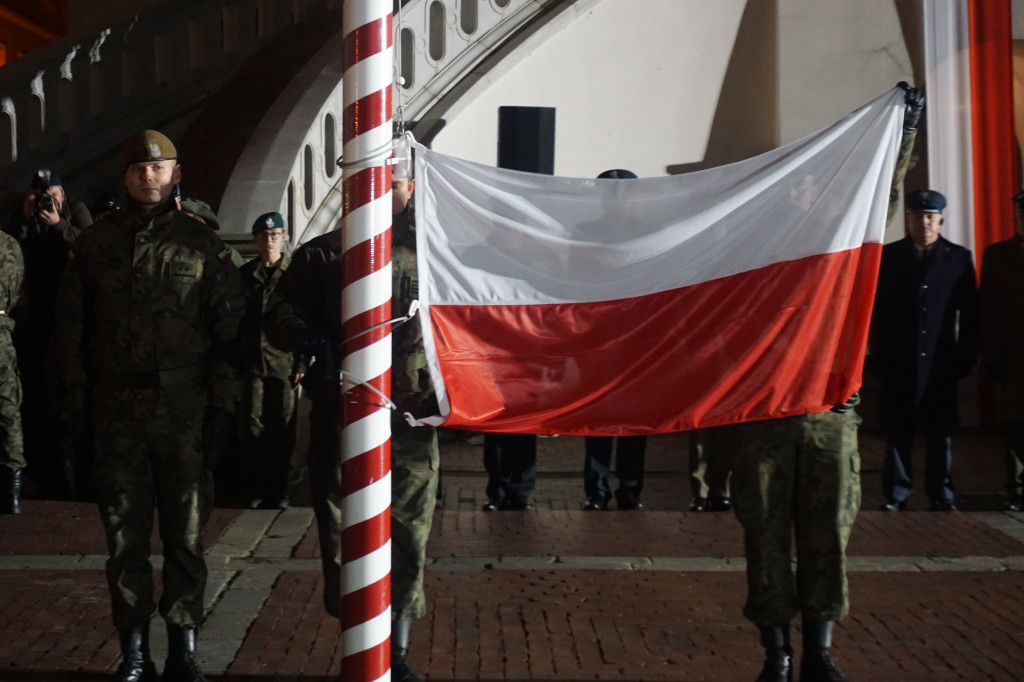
340, 1, 393, 680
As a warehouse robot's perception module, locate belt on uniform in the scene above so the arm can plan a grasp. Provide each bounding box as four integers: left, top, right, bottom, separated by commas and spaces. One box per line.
110, 365, 206, 389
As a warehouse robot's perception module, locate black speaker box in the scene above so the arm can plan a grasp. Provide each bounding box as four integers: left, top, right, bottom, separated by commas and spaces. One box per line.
497, 106, 556, 175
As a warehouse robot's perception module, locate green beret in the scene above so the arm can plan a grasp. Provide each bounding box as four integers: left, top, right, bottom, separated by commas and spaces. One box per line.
252, 211, 285, 234
121, 130, 177, 171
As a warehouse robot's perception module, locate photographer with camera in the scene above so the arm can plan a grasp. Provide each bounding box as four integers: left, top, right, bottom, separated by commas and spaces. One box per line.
3, 170, 92, 500
8, 170, 92, 244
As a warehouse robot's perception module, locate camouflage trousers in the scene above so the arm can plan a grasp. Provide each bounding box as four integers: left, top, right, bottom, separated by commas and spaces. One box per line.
308, 396, 439, 621
730, 409, 862, 625
92, 381, 212, 629
242, 374, 297, 502
0, 326, 24, 472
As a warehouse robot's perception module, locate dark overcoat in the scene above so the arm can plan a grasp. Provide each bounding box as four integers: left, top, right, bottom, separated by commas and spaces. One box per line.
980, 235, 1024, 423
869, 235, 979, 428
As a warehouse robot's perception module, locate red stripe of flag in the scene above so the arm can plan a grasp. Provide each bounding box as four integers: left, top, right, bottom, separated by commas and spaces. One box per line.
967, 0, 1016, 264
432, 246, 880, 434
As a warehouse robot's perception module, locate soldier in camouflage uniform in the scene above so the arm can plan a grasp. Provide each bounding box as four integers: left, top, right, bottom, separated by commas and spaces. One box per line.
732, 84, 922, 682
56, 130, 244, 682
0, 230, 25, 514
265, 158, 438, 682
238, 211, 304, 509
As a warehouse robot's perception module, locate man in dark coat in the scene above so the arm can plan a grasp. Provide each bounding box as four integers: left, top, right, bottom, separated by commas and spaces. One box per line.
870, 189, 979, 511
979, 190, 1024, 511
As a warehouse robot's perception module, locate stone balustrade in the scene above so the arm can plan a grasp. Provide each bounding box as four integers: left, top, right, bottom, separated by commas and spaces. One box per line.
0, 0, 582, 243
0, 0, 339, 195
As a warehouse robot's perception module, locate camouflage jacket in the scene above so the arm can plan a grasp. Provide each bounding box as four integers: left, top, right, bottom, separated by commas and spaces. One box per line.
238, 255, 306, 379
392, 204, 436, 416
0, 231, 24, 334
266, 208, 436, 418
56, 199, 245, 411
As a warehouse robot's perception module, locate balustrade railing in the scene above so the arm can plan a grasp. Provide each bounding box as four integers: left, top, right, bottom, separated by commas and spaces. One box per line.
0, 0, 589, 242
0, 0, 339, 194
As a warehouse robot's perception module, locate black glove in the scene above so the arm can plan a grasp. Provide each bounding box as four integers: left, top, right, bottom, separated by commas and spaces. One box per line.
202, 406, 235, 470
897, 81, 924, 130
830, 393, 859, 414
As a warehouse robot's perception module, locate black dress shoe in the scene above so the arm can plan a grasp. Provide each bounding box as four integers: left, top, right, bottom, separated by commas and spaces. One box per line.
707, 496, 733, 512
880, 500, 907, 511
1004, 498, 1023, 512
482, 501, 499, 511
930, 499, 956, 512
689, 497, 707, 511
583, 498, 608, 511
617, 499, 644, 511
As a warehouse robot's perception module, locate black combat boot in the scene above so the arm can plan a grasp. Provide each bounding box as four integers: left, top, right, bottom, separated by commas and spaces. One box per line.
162, 624, 208, 682
800, 620, 850, 682
0, 467, 21, 514
113, 622, 158, 682
755, 624, 792, 682
391, 620, 425, 682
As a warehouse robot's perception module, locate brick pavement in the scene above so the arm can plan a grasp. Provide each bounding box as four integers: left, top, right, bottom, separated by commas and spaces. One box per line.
2, 428, 1024, 681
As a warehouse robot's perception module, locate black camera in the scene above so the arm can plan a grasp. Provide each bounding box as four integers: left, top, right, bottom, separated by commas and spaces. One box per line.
35, 193, 55, 212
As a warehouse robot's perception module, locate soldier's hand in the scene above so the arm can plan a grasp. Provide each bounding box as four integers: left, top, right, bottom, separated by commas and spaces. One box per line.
897, 81, 924, 130
830, 394, 858, 414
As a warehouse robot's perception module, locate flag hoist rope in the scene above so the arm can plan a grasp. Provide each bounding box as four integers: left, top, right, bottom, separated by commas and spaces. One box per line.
339, 1, 394, 681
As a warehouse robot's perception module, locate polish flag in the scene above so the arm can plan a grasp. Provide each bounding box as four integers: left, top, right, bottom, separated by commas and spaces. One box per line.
414, 89, 905, 435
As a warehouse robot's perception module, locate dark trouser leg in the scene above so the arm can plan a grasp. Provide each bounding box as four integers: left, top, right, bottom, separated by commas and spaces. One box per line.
308, 396, 341, 617
152, 384, 211, 627
923, 427, 954, 505
882, 426, 914, 503
391, 422, 439, 621
689, 426, 733, 502
794, 410, 860, 623
0, 334, 25, 513
583, 436, 613, 504
483, 434, 503, 506
731, 419, 800, 626
502, 433, 537, 505
1005, 422, 1024, 504
93, 399, 157, 630
254, 376, 297, 506
614, 435, 646, 507
241, 376, 266, 503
